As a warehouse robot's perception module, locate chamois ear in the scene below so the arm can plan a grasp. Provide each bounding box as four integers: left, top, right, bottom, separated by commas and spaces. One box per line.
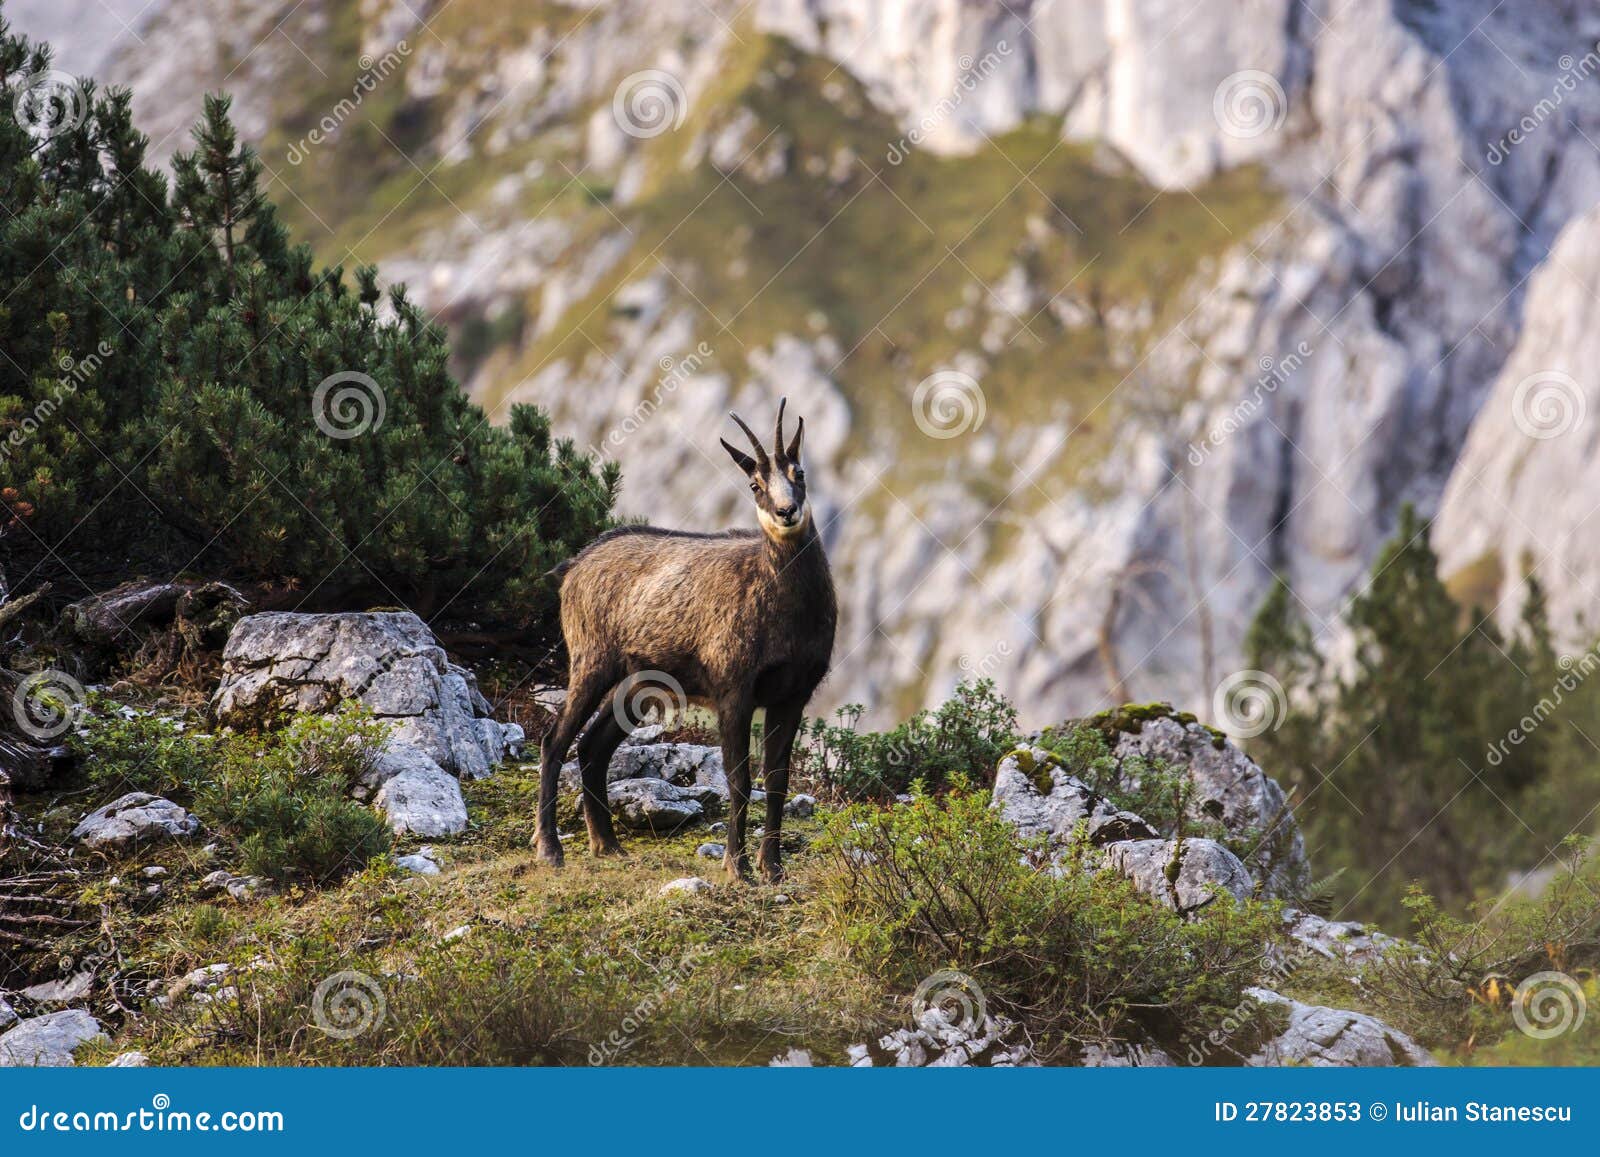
786, 415, 804, 464
720, 437, 758, 476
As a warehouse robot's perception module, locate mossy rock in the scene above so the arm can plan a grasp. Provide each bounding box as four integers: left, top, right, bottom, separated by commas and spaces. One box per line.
1076, 702, 1229, 750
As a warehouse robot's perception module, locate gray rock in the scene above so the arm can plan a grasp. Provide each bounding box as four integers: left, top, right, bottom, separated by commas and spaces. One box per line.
107, 1052, 150, 1067
769, 1047, 813, 1066
659, 876, 712, 896
0, 1010, 108, 1067
199, 869, 266, 902
18, 972, 94, 1004
577, 742, 725, 791
991, 746, 1158, 850
1079, 1042, 1177, 1067
357, 741, 448, 798
695, 842, 725, 859
1283, 909, 1397, 968
502, 723, 526, 759
783, 793, 816, 819
395, 846, 442, 875
609, 778, 707, 832
375, 756, 468, 837
1110, 716, 1309, 899
0, 997, 15, 1030
1245, 988, 1435, 1067
71, 793, 199, 851
212, 611, 517, 780
850, 1009, 1036, 1067
1104, 838, 1254, 912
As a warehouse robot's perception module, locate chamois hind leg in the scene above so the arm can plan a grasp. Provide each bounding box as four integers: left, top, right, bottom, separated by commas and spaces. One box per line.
534, 666, 613, 868
575, 685, 630, 857
757, 699, 806, 885
717, 693, 756, 883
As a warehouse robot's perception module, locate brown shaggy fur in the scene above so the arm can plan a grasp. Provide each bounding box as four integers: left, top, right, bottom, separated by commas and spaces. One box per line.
535, 401, 837, 882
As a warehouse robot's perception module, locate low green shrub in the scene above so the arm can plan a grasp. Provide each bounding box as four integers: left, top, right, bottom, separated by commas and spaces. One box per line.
811, 785, 1278, 1057
71, 702, 391, 885
70, 697, 214, 798
800, 678, 1018, 799
1355, 843, 1600, 1054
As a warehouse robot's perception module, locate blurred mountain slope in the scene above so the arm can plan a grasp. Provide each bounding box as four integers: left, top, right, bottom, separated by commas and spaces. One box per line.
15, 0, 1600, 723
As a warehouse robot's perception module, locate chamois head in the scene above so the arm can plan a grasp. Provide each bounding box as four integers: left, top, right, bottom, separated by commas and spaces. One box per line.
721, 397, 810, 541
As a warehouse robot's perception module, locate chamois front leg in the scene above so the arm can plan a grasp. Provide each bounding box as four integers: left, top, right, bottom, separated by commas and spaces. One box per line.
718, 695, 756, 883
758, 699, 805, 884
576, 686, 628, 857
534, 670, 611, 868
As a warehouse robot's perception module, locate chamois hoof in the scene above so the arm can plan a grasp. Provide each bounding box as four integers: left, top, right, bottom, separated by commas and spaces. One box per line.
722, 853, 753, 884
590, 839, 627, 858
759, 861, 784, 886
533, 839, 565, 869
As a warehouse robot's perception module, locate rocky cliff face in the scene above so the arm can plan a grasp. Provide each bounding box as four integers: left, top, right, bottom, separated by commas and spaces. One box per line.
1435, 203, 1600, 645
18, 0, 1600, 723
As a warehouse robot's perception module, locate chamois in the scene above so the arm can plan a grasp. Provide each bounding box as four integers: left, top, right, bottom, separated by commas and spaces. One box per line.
535, 399, 837, 882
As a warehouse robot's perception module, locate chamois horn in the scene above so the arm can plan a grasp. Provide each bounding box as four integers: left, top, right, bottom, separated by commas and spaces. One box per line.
728, 410, 770, 471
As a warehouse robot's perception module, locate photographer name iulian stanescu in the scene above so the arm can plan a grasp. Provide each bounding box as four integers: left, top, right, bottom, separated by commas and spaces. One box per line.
1214, 1101, 1574, 1124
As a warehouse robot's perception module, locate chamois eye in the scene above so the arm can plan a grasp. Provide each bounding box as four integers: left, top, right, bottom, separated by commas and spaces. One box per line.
750, 481, 761, 493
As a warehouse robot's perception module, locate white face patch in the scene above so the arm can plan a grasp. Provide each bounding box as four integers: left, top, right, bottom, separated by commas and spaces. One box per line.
758, 502, 810, 538
757, 471, 808, 538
